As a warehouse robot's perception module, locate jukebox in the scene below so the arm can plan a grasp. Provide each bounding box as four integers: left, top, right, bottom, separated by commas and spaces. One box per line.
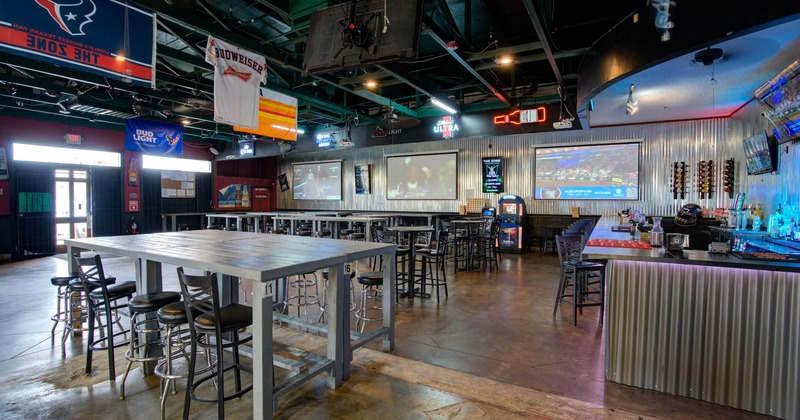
497, 195, 526, 253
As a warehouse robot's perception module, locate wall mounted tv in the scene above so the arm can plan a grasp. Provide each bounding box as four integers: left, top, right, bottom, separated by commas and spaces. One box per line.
742, 131, 777, 175
387, 151, 457, 200
302, 0, 422, 76
292, 160, 343, 200
534, 142, 640, 200
755, 59, 800, 144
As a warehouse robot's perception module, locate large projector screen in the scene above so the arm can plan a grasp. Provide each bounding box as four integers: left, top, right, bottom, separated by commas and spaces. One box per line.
387, 152, 457, 200
534, 142, 640, 200
292, 161, 343, 200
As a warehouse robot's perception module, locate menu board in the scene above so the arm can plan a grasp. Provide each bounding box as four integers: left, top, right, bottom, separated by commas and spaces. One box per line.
161, 171, 196, 198
482, 157, 504, 193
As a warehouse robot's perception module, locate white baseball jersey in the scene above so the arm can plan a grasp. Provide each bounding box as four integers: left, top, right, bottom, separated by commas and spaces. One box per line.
205, 36, 267, 129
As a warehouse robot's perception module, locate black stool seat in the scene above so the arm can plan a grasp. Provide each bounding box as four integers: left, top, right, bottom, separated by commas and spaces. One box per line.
349, 233, 366, 240
340, 229, 354, 235
157, 301, 188, 324
128, 291, 181, 313
397, 246, 411, 255
357, 272, 383, 286
51, 275, 79, 287
195, 304, 252, 332
89, 281, 136, 299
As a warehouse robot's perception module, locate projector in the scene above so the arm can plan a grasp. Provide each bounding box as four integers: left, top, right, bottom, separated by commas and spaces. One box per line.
553, 118, 573, 130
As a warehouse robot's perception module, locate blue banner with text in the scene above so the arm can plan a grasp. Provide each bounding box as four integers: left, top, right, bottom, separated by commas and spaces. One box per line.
125, 119, 183, 157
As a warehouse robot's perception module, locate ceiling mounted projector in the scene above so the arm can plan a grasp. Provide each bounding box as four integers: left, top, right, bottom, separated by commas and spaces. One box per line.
553, 118, 573, 130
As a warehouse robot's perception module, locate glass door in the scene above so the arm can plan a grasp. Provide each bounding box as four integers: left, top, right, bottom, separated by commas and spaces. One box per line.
55, 169, 90, 252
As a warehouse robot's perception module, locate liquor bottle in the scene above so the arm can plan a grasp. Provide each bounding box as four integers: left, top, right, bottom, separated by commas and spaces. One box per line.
241, 185, 250, 207
234, 185, 242, 207
128, 158, 138, 186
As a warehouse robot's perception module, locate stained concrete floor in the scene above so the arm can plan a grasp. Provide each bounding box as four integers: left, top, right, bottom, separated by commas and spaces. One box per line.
0, 251, 775, 419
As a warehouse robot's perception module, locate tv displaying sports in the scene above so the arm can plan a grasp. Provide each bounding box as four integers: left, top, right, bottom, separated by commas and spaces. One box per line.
292, 161, 343, 200
534, 142, 640, 200
742, 131, 776, 175
387, 152, 457, 200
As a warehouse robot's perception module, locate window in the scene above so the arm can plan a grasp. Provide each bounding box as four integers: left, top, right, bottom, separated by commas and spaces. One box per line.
13, 143, 120, 167
142, 155, 211, 173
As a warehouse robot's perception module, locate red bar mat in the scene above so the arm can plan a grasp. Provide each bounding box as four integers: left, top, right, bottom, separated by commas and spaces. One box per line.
586, 239, 653, 250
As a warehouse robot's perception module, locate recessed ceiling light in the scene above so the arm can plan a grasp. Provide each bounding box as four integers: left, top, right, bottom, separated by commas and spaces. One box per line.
181, 119, 191, 125
365, 80, 378, 88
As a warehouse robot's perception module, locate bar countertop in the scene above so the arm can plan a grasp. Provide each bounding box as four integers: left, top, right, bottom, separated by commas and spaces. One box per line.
583, 216, 800, 273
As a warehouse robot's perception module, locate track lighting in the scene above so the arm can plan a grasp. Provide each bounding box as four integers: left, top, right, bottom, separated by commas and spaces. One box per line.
431, 97, 458, 114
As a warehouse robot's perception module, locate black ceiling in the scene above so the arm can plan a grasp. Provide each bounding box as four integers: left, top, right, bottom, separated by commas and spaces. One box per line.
0, 0, 646, 143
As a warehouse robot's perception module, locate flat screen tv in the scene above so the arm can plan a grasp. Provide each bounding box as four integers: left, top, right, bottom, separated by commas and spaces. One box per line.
742, 131, 777, 175
292, 160, 343, 200
387, 152, 457, 200
534, 142, 640, 200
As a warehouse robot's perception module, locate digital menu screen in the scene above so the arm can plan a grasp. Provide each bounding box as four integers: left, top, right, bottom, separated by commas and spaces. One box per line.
482, 156, 504, 193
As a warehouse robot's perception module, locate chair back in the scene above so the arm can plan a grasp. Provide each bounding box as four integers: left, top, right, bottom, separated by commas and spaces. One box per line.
176, 267, 221, 334
435, 230, 449, 255
73, 254, 113, 301
373, 228, 396, 244
555, 235, 584, 267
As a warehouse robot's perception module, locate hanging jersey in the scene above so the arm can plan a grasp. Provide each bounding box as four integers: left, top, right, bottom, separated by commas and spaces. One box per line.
205, 36, 266, 129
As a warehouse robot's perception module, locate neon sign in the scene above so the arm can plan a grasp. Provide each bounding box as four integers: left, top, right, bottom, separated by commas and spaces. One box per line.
493, 107, 546, 125
433, 116, 459, 139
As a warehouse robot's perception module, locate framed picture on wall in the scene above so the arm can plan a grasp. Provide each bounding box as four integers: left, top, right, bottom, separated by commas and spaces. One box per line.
354, 164, 371, 194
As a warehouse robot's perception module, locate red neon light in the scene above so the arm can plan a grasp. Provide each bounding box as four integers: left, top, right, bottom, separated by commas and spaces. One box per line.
493, 107, 546, 125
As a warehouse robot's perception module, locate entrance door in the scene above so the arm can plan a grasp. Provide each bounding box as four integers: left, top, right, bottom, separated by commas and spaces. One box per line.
55, 169, 90, 252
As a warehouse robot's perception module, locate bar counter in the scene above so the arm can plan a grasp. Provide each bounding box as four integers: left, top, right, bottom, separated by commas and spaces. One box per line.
584, 216, 799, 419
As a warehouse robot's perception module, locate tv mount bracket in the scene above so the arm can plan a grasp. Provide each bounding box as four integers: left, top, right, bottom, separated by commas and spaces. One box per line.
332, 1, 382, 62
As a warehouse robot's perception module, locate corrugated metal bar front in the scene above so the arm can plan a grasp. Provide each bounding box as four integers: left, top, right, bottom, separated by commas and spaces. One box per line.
606, 259, 799, 419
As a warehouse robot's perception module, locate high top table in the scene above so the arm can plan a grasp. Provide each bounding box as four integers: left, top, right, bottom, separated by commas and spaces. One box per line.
386, 225, 434, 299
65, 230, 396, 419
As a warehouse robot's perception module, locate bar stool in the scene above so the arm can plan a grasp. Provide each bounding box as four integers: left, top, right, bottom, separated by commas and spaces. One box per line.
283, 271, 321, 321
553, 235, 606, 326
154, 301, 216, 420
74, 254, 136, 381
120, 291, 182, 399
50, 274, 79, 357
318, 265, 357, 323
415, 230, 449, 302
177, 267, 253, 420
355, 271, 383, 333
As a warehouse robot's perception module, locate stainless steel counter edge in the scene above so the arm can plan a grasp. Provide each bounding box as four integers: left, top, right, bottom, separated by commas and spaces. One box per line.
582, 216, 800, 273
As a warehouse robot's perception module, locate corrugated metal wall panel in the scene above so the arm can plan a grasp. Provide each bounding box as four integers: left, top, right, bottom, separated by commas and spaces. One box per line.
278, 118, 757, 216
607, 260, 800, 419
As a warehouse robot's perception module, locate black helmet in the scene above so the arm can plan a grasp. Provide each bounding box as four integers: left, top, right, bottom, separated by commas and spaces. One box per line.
675, 203, 703, 227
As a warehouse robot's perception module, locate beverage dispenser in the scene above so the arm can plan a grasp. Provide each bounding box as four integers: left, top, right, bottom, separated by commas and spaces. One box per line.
497, 195, 526, 253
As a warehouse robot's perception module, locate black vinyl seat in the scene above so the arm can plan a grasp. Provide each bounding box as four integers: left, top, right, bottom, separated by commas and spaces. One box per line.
73, 254, 136, 381
177, 267, 253, 420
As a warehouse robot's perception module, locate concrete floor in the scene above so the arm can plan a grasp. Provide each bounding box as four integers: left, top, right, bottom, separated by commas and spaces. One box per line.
0, 251, 774, 419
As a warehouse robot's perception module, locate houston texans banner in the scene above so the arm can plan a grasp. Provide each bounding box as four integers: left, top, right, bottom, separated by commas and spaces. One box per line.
125, 119, 183, 157
205, 35, 266, 129
234, 87, 299, 141
0, 0, 155, 87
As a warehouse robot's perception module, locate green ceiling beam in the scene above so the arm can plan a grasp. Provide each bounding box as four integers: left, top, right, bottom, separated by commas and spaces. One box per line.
473, 48, 588, 71
423, 28, 513, 107
314, 75, 417, 118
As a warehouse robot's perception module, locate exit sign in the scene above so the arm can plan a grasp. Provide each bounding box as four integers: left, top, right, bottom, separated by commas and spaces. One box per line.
64, 133, 82, 144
